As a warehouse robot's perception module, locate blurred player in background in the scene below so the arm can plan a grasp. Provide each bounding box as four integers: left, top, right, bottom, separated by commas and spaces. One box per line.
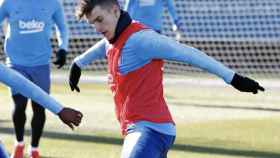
0, 0, 69, 157
70, 0, 265, 157
0, 63, 83, 158
123, 0, 183, 33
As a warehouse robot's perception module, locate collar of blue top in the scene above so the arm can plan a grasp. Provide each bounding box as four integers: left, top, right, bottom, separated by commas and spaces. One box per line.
109, 10, 132, 44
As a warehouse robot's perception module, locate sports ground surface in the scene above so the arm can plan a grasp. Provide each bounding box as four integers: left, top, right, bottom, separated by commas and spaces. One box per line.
0, 73, 279, 158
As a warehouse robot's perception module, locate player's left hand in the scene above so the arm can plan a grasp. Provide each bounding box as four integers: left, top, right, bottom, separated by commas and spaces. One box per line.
54, 49, 67, 69
58, 107, 83, 130
230, 73, 265, 94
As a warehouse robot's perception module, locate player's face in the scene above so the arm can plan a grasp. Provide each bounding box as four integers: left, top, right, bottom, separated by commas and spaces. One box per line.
86, 5, 120, 40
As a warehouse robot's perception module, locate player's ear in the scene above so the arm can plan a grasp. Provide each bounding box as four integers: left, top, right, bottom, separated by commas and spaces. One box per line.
112, 4, 120, 18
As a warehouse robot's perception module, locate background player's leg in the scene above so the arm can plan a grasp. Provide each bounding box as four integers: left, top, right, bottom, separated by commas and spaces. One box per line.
12, 94, 28, 143
30, 102, 46, 148
28, 65, 50, 158
11, 94, 28, 158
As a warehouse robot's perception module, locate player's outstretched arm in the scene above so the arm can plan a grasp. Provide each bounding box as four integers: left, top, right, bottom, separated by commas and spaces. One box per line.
230, 73, 265, 94
0, 64, 83, 129
68, 39, 107, 92
130, 30, 265, 94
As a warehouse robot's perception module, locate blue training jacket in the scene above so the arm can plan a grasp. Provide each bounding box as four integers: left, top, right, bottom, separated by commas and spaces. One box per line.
0, 0, 69, 66
124, 0, 179, 31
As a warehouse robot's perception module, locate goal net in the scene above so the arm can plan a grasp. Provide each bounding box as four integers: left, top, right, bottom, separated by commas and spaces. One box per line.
0, 0, 279, 77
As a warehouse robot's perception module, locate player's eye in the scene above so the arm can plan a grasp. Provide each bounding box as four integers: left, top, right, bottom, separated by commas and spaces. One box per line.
96, 17, 103, 23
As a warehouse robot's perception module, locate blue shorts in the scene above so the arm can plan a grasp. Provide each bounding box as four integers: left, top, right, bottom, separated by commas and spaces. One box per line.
121, 126, 175, 158
9, 64, 50, 95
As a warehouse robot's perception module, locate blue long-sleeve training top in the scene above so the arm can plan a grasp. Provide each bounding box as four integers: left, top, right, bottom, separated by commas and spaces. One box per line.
0, 0, 69, 66
124, 0, 179, 31
74, 28, 235, 136
0, 63, 63, 114
75, 29, 235, 84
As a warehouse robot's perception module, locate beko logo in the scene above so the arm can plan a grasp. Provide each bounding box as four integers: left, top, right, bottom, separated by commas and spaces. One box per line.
139, 0, 155, 6
18, 20, 45, 34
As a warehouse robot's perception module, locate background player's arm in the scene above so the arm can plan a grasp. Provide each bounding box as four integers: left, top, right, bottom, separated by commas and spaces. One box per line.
0, 0, 9, 35
0, 0, 8, 21
53, 0, 69, 68
165, 0, 183, 31
53, 0, 69, 51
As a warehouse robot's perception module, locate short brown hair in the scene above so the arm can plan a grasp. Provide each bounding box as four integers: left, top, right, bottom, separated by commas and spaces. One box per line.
76, 0, 119, 20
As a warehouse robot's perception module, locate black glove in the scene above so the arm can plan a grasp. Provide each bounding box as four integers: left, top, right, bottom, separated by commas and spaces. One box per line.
53, 49, 67, 69
69, 63, 81, 92
230, 73, 265, 94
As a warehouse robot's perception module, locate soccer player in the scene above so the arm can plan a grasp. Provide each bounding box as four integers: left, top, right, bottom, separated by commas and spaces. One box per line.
0, 63, 83, 158
69, 0, 265, 157
0, 0, 69, 157
124, 0, 183, 33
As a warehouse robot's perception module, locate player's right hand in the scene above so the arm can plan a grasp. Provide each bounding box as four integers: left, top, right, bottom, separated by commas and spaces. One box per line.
58, 107, 83, 130
230, 73, 265, 94
69, 63, 81, 92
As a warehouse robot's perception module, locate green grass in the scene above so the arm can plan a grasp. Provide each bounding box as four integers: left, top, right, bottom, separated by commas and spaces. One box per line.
173, 118, 280, 158
0, 82, 279, 158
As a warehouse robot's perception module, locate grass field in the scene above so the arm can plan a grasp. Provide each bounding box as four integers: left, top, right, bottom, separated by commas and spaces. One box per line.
0, 76, 280, 158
